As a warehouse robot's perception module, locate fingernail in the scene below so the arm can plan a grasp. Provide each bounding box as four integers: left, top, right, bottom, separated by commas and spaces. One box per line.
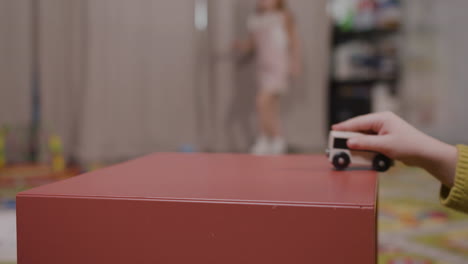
348, 138, 357, 146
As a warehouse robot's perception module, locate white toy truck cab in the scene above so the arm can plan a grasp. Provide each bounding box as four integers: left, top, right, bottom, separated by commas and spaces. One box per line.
326, 131, 393, 172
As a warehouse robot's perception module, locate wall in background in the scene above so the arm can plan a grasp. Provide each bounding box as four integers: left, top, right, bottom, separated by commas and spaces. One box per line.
286, 0, 330, 151
434, 0, 468, 144
402, 0, 468, 144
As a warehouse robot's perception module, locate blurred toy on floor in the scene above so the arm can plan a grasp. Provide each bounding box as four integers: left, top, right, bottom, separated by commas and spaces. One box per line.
0, 132, 79, 210
48, 135, 66, 172
0, 127, 6, 169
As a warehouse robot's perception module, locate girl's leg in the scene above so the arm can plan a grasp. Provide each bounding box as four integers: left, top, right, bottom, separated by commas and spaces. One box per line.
268, 93, 281, 138
251, 91, 274, 155
265, 92, 286, 154
256, 91, 276, 138
253, 90, 286, 155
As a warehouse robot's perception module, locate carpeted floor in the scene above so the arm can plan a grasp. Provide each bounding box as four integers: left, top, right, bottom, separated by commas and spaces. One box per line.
378, 164, 468, 263
1, 163, 468, 263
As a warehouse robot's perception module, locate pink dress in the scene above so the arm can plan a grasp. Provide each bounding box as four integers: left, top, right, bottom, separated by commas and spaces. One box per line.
248, 12, 290, 94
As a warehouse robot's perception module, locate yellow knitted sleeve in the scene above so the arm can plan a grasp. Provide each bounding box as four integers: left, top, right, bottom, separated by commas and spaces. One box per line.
440, 145, 468, 214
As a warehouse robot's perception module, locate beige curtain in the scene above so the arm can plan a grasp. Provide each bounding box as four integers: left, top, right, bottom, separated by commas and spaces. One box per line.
38, 0, 87, 162
37, 0, 199, 163
0, 0, 32, 162
77, 0, 198, 163
35, 0, 329, 164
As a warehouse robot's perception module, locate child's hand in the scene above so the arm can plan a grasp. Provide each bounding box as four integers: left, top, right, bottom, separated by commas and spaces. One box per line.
332, 112, 435, 165
232, 40, 244, 53
332, 112, 458, 187
232, 37, 254, 56
289, 60, 302, 78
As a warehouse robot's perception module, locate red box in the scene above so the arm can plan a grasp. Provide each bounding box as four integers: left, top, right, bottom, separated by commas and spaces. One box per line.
17, 154, 377, 264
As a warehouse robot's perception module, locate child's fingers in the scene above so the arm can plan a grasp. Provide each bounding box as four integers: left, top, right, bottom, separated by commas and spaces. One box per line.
332, 113, 385, 133
347, 135, 390, 155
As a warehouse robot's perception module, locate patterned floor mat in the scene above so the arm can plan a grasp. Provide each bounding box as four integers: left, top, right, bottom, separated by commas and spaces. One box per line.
378, 165, 468, 263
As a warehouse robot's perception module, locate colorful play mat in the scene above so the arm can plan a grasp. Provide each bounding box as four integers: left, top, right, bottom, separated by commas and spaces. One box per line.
378, 165, 468, 263
1, 163, 468, 263
0, 164, 79, 209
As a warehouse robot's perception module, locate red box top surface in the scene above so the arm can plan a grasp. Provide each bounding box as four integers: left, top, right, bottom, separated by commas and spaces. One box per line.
19, 154, 377, 208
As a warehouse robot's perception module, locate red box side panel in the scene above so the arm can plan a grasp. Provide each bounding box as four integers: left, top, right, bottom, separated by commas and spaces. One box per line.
17, 196, 376, 264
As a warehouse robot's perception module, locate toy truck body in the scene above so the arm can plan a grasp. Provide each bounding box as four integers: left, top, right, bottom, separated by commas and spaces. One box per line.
326, 131, 393, 172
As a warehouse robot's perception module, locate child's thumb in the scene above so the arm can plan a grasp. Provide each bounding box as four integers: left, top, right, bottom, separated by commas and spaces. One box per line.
347, 135, 386, 153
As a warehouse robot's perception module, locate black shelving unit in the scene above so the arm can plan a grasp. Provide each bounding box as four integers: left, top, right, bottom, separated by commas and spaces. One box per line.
328, 24, 402, 128
332, 27, 400, 45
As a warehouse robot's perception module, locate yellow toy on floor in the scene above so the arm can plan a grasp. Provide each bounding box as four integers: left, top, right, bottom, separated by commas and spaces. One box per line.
0, 128, 6, 169
48, 134, 65, 172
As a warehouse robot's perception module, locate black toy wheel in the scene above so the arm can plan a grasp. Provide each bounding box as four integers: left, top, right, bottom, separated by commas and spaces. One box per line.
373, 154, 393, 172
332, 152, 350, 170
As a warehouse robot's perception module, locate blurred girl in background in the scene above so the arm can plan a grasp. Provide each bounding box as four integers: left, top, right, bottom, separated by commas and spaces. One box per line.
235, 0, 301, 155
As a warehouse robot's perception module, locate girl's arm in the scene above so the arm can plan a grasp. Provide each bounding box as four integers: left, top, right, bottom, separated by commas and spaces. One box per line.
233, 34, 255, 56
441, 145, 468, 213
333, 113, 468, 213
285, 13, 302, 77
333, 112, 468, 214
333, 112, 457, 188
